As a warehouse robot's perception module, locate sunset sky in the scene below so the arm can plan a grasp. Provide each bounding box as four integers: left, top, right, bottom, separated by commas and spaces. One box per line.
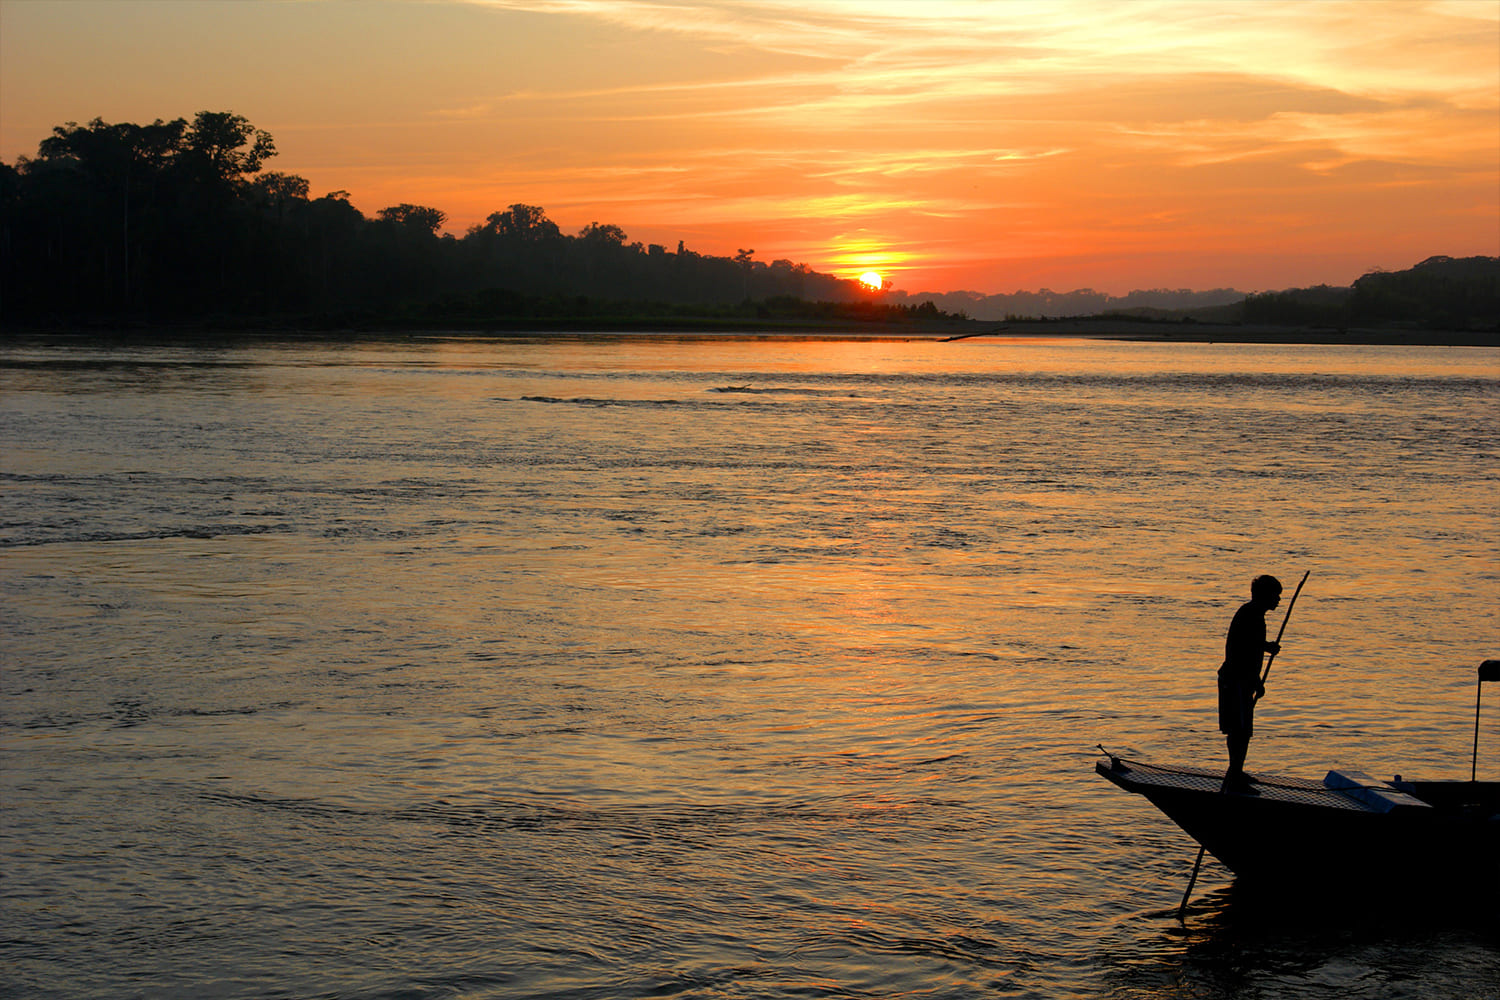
2, 0, 1496, 294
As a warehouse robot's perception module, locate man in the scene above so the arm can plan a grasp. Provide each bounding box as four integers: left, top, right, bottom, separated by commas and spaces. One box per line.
1217, 575, 1282, 791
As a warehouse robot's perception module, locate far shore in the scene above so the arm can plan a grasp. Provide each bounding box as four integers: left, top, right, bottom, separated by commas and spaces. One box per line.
2, 318, 1496, 348
934, 319, 1499, 347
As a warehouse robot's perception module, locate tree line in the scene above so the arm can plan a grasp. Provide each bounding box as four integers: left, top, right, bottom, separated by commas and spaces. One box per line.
884, 286, 1248, 322
0, 110, 948, 329
3, 110, 1493, 332
1239, 256, 1499, 331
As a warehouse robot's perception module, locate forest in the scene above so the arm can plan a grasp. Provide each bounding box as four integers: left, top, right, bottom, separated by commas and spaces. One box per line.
0, 111, 938, 329
1237, 256, 1499, 332
1, 111, 1495, 333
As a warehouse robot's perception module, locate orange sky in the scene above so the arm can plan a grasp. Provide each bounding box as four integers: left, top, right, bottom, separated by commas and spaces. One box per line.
2, 0, 1496, 294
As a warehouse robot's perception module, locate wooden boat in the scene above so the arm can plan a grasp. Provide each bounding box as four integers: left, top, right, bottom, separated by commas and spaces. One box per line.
1096, 755, 1500, 886
1100, 660, 1500, 895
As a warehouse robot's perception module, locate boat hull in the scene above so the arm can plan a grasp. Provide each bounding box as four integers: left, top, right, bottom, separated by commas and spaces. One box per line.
1097, 757, 1500, 887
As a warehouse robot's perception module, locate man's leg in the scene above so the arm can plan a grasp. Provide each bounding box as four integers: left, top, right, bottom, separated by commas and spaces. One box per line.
1225, 730, 1251, 790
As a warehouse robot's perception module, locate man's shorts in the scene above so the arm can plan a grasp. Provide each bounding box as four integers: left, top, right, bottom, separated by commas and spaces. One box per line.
1217, 669, 1255, 738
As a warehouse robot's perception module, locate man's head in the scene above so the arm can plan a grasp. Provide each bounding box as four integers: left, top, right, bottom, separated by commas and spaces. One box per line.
1251, 574, 1283, 608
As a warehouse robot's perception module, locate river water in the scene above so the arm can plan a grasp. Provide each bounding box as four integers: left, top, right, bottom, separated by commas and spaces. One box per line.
2, 334, 1497, 999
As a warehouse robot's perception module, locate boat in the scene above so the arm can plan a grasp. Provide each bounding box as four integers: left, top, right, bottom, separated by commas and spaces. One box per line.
1096, 755, 1500, 885
1097, 659, 1500, 889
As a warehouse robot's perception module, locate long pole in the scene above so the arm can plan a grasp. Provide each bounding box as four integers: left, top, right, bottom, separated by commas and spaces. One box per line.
1475, 681, 1484, 782
1179, 846, 1209, 921
1257, 570, 1310, 698
1179, 570, 1309, 921
1475, 661, 1500, 781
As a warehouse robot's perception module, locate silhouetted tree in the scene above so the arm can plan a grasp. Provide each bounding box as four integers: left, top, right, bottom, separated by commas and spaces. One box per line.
252, 172, 311, 207
735, 248, 755, 299
376, 203, 446, 236
477, 203, 561, 242
578, 221, 627, 246
177, 111, 274, 185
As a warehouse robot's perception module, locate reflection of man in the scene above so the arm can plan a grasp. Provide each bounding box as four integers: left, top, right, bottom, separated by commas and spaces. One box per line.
1217, 575, 1282, 791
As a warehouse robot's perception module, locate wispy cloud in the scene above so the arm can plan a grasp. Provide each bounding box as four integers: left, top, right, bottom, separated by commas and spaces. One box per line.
463, 0, 1499, 99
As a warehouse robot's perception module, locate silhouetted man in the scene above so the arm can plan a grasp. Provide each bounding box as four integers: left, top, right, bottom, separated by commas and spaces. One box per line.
1218, 575, 1282, 791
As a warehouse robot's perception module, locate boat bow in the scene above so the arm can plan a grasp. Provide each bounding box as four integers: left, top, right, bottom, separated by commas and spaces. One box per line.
1097, 756, 1499, 886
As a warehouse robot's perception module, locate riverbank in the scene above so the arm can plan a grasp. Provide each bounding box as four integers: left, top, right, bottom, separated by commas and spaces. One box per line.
943, 319, 1499, 347
3, 316, 1496, 347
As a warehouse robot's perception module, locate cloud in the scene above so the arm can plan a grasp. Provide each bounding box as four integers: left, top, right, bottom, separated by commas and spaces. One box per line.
461, 0, 1499, 100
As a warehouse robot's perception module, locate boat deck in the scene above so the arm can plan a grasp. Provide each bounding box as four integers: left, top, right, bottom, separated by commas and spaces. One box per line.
1097, 758, 1408, 813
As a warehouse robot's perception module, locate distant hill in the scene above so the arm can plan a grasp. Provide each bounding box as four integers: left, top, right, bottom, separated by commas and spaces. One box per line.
1234, 256, 1499, 331
892, 257, 1499, 332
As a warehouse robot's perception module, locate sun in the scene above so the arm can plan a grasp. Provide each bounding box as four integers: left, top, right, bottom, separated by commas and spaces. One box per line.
857, 270, 883, 291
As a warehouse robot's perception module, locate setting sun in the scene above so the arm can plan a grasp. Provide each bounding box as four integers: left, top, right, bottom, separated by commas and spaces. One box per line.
857, 271, 883, 291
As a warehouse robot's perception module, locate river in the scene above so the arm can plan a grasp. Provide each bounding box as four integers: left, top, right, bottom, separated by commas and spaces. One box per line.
2, 334, 1496, 998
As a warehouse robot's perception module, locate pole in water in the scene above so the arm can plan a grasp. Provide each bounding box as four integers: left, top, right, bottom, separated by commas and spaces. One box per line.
1475, 661, 1500, 781
1178, 768, 1243, 920
1178, 769, 1235, 920
1178, 846, 1207, 921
